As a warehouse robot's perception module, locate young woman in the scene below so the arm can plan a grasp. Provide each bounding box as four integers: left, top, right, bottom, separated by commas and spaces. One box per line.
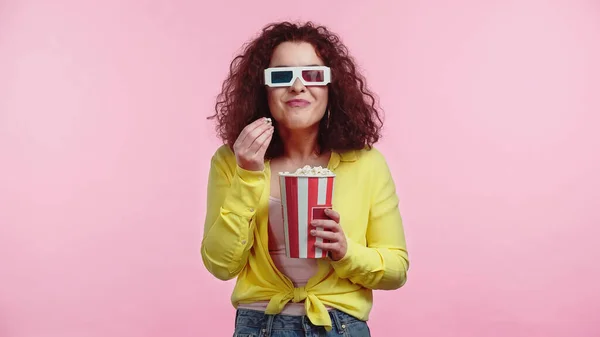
201, 21, 409, 337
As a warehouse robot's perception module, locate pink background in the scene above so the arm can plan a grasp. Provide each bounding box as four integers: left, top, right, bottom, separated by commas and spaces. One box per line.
1, 0, 599, 336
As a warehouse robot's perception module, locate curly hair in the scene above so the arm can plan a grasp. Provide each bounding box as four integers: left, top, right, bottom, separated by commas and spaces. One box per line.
208, 21, 383, 159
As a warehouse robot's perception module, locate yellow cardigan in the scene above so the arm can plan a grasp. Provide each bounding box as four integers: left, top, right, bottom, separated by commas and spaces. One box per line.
201, 144, 409, 330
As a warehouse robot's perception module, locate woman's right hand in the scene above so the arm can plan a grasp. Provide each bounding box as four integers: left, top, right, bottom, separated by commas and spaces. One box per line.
233, 117, 274, 171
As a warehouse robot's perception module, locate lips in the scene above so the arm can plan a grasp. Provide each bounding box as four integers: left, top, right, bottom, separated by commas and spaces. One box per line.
286, 99, 310, 107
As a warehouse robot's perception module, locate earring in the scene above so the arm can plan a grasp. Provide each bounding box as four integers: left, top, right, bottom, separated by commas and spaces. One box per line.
326, 109, 331, 129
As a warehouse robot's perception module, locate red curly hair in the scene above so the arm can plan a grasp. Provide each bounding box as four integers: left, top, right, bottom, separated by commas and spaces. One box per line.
209, 21, 383, 159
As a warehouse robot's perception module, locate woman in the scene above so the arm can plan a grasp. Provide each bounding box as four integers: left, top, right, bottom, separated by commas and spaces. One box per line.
201, 21, 409, 337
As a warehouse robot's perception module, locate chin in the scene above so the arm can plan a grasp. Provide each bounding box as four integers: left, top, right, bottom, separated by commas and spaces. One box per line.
283, 106, 313, 114
271, 107, 324, 128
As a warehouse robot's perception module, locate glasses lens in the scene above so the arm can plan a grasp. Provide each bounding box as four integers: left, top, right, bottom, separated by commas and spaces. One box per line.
271, 70, 293, 84
302, 70, 324, 82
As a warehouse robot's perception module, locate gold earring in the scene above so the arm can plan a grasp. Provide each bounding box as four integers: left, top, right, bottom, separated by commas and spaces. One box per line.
326, 109, 331, 129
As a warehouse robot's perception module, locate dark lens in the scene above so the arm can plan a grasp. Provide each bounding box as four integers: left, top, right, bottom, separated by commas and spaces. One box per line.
302, 70, 324, 82
271, 70, 293, 84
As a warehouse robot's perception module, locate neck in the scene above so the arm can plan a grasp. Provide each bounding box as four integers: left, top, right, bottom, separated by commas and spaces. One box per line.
279, 126, 321, 161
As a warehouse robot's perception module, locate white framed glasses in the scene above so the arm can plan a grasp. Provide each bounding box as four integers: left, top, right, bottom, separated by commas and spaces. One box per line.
264, 66, 331, 87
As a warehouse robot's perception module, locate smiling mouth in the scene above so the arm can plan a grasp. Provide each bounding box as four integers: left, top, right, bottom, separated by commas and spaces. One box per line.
286, 100, 310, 107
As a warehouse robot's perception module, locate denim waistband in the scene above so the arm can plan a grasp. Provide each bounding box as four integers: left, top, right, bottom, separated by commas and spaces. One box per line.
235, 308, 363, 334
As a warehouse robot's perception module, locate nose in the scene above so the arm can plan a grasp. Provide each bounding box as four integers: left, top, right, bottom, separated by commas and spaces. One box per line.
289, 77, 306, 93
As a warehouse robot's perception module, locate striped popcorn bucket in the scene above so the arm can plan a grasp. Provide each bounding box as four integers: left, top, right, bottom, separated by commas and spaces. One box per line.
279, 173, 335, 259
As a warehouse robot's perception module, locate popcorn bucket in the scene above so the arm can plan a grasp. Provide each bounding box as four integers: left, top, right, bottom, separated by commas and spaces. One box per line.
279, 172, 335, 259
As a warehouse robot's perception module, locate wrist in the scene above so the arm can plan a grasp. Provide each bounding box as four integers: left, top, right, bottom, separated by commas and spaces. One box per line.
238, 161, 264, 172
328, 247, 347, 261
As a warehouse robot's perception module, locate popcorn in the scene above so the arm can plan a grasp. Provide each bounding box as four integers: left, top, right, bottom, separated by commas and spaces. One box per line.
280, 165, 335, 177
265, 117, 272, 124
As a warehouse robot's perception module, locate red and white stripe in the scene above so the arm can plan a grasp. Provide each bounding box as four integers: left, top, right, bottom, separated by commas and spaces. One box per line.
280, 175, 335, 258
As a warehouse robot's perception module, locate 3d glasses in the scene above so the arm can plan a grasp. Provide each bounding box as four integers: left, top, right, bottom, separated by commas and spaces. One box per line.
264, 66, 331, 87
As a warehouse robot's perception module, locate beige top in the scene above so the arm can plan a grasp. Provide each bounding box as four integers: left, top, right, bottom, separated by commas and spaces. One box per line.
237, 196, 319, 315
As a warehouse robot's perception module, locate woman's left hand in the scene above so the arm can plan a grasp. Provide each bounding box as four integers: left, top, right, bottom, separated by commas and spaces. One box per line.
311, 208, 347, 261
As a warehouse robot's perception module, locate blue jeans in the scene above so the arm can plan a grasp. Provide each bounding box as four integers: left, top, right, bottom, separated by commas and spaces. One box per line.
233, 308, 371, 337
